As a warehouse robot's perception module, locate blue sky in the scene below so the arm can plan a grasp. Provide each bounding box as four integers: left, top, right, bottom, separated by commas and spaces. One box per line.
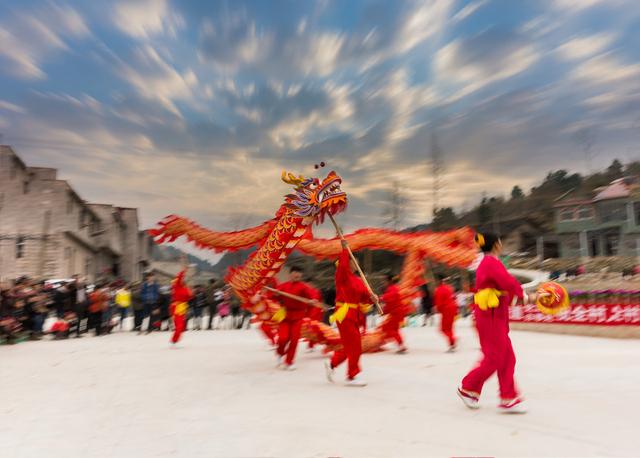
1, 0, 640, 241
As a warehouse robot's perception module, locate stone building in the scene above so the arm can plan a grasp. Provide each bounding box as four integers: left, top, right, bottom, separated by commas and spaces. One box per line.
0, 145, 149, 282
554, 177, 640, 258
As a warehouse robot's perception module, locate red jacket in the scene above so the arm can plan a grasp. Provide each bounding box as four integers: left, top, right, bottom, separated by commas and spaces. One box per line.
88, 290, 108, 313
434, 284, 457, 314
474, 254, 523, 328
382, 284, 405, 318
335, 249, 370, 322
277, 281, 319, 321
306, 285, 323, 320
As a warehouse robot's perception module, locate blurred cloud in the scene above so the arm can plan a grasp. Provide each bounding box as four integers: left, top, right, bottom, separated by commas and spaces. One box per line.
556, 33, 616, 61
1, 0, 639, 236
0, 2, 89, 80
435, 27, 539, 101
113, 0, 184, 39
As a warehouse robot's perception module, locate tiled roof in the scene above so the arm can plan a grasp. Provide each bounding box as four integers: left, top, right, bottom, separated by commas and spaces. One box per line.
593, 179, 630, 201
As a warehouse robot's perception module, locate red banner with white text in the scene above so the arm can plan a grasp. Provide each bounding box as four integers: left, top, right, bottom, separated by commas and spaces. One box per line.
509, 303, 640, 326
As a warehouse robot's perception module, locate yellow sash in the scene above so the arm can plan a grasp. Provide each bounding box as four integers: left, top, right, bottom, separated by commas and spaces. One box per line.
272, 307, 287, 323
330, 302, 360, 324
474, 288, 502, 311
174, 301, 188, 316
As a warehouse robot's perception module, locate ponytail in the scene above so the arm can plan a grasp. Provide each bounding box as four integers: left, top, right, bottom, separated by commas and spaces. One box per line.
475, 232, 500, 253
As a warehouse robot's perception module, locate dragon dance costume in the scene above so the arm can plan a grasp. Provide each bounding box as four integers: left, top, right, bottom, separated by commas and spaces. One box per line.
329, 248, 372, 380
170, 270, 193, 344
434, 282, 458, 350
258, 279, 279, 346
150, 169, 479, 354
460, 254, 523, 404
274, 280, 320, 367
302, 283, 323, 350
381, 283, 408, 350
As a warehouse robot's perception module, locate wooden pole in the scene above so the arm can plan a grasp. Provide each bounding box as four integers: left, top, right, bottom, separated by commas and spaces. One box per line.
327, 213, 383, 314
262, 286, 331, 310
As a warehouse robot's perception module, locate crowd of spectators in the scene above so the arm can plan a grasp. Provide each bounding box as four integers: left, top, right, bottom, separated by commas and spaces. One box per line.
0, 272, 249, 345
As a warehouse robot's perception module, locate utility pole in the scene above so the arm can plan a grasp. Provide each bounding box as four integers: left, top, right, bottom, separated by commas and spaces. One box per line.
574, 128, 596, 174
430, 131, 444, 223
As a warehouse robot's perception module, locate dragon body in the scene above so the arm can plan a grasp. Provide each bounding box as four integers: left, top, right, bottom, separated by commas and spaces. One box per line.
150, 170, 478, 352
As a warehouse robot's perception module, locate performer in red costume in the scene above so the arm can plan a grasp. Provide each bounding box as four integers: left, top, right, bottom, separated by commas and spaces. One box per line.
325, 241, 376, 387
381, 274, 408, 353
170, 269, 193, 346
274, 266, 320, 370
458, 233, 541, 414
434, 275, 458, 352
305, 281, 323, 352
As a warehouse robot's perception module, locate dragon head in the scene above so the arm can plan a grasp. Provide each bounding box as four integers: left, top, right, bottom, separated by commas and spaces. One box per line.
282, 170, 347, 222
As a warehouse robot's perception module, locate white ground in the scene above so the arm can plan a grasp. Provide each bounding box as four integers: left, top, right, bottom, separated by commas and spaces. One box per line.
1, 320, 639, 458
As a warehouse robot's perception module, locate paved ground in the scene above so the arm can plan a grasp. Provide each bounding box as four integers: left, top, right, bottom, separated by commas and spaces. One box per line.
1, 320, 639, 458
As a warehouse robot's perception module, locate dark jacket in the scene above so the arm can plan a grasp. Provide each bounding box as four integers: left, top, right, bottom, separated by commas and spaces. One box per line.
131, 288, 144, 311
141, 281, 160, 305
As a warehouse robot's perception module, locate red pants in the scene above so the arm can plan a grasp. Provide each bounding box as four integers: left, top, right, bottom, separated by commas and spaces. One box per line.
171, 314, 186, 343
383, 316, 404, 346
440, 309, 456, 347
330, 318, 362, 379
277, 319, 303, 365
260, 322, 277, 346
461, 314, 518, 400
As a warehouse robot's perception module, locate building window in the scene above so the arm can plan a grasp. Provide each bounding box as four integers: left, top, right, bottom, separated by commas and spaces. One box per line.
576, 206, 593, 220
635, 202, 640, 226
23, 180, 30, 194
79, 210, 86, 229
599, 202, 627, 223
605, 233, 619, 256
16, 236, 25, 259
559, 208, 574, 221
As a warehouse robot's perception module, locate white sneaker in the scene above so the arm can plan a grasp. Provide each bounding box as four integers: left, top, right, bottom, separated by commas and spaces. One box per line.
324, 360, 335, 383
276, 356, 284, 369
447, 344, 457, 353
498, 398, 527, 414
283, 364, 297, 371
345, 376, 367, 387
457, 387, 480, 409
306, 346, 315, 353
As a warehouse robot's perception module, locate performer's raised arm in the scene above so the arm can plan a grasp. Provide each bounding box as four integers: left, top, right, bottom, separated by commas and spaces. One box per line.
335, 242, 353, 286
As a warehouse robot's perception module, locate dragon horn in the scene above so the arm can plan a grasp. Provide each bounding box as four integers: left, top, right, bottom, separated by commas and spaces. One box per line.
281, 170, 305, 185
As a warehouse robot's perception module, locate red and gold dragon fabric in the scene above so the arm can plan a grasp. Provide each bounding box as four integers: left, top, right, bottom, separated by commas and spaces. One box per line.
150, 170, 477, 352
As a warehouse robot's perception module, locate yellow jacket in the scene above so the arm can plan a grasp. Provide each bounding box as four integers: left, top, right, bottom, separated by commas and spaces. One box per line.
115, 289, 131, 308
